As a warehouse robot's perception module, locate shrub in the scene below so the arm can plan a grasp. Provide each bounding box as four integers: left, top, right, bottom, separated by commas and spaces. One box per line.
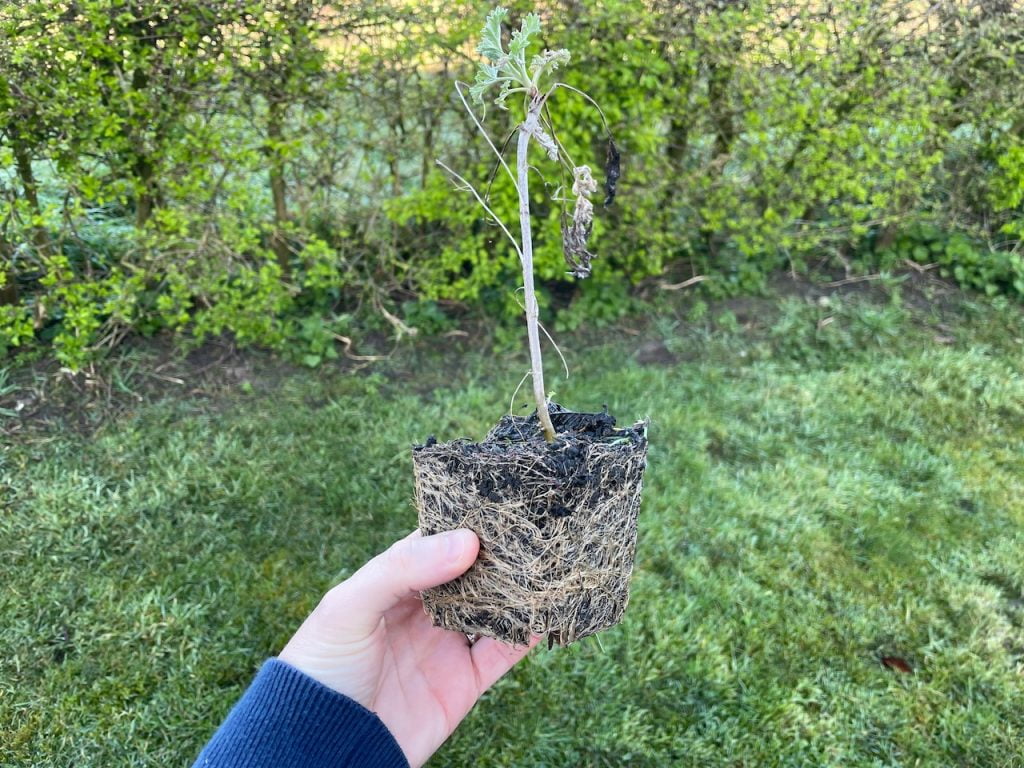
2, 1, 1024, 366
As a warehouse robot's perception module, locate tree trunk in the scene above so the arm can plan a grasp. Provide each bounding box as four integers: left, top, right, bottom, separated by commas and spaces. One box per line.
421, 113, 435, 190
134, 155, 157, 228
267, 99, 291, 274
13, 137, 50, 254
708, 60, 736, 159
0, 234, 17, 306
517, 101, 555, 443
130, 66, 158, 228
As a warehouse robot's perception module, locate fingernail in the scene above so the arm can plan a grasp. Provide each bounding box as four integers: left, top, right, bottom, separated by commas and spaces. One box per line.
441, 529, 471, 562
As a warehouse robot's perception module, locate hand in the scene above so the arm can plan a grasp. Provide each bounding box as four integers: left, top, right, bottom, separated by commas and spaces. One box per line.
278, 529, 538, 768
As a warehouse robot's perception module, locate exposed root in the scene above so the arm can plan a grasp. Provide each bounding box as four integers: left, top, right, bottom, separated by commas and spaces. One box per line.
413, 405, 648, 647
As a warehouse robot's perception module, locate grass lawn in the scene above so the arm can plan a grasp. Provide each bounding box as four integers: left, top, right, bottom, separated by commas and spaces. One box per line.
3, 284, 1024, 766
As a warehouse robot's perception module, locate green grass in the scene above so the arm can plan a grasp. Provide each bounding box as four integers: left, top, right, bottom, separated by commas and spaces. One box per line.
3, 290, 1024, 767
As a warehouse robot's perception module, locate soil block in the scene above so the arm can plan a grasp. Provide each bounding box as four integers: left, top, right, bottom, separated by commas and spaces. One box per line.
413, 404, 648, 647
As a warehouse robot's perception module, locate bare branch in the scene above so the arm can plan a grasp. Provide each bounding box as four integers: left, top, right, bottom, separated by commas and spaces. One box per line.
454, 81, 519, 192
548, 83, 613, 137
435, 160, 524, 261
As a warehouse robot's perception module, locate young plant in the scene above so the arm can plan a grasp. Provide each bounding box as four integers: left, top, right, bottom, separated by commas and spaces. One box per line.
439, 7, 618, 442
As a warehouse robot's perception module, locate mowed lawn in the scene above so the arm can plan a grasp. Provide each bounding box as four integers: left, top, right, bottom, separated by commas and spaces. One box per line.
3, 292, 1024, 767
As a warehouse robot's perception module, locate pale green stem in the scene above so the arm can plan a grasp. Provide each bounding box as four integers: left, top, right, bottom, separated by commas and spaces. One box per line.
517, 98, 555, 442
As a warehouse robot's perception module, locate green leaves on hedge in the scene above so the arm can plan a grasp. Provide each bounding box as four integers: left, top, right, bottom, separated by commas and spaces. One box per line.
4, 1, 1024, 366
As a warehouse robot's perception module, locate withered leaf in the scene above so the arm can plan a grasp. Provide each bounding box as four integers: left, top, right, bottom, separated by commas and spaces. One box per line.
881, 656, 913, 674
603, 138, 620, 207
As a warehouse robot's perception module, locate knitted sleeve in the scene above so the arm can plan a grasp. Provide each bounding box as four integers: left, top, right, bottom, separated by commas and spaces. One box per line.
192, 659, 410, 768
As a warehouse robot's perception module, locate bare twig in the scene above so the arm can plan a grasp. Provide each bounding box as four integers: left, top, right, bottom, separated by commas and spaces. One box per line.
659, 275, 708, 291
377, 302, 418, 340
454, 81, 519, 191
332, 333, 388, 361
548, 83, 614, 138
540, 102, 578, 171
483, 127, 518, 201
435, 160, 524, 260
824, 274, 884, 287
508, 368, 531, 415
903, 259, 939, 273
539, 319, 570, 380
143, 371, 186, 386
513, 288, 570, 379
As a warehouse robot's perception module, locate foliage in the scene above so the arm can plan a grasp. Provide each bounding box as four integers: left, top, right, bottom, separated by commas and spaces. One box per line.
865, 222, 1024, 299
469, 7, 568, 108
3, 1, 1024, 366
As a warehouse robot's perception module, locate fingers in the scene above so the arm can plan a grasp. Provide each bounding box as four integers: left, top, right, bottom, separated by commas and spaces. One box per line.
471, 635, 540, 693
333, 529, 479, 633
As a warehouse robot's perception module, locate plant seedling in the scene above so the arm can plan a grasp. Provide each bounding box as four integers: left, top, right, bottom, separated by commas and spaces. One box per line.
438, 7, 618, 441
415, 8, 645, 648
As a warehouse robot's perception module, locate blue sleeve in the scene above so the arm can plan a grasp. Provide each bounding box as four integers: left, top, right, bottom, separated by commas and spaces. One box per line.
193, 659, 410, 768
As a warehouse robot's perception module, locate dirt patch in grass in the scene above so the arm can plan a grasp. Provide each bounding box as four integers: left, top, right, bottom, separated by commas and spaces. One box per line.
0, 267, 1010, 440
0, 330, 349, 439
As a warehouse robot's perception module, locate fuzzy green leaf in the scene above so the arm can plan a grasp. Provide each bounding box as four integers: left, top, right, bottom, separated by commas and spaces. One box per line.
470, 8, 562, 108
494, 80, 514, 110
476, 7, 508, 62
530, 49, 570, 82
469, 63, 501, 105
509, 13, 541, 59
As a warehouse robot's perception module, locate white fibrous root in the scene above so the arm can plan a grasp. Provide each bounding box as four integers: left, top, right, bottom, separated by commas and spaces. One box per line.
563, 165, 598, 278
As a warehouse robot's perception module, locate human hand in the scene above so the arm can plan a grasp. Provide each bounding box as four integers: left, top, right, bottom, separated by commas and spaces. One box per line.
278, 529, 538, 768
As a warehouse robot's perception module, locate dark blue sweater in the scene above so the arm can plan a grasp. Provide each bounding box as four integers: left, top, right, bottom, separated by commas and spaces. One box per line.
193, 659, 410, 768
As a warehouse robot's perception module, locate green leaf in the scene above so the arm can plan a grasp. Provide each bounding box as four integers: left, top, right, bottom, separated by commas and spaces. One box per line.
469, 63, 502, 105
529, 49, 570, 82
509, 13, 541, 59
476, 7, 508, 62
494, 81, 515, 109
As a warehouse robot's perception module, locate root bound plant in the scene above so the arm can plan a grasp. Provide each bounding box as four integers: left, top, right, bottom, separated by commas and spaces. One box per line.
415, 407, 647, 646
416, 8, 647, 647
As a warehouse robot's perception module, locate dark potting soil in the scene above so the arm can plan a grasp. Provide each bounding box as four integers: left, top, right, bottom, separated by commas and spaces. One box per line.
415, 403, 646, 529
418, 402, 644, 464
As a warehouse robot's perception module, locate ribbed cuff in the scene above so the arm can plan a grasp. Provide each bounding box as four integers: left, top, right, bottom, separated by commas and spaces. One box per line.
193, 659, 409, 768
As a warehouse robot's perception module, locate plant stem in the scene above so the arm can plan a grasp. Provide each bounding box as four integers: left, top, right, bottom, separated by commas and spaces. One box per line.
518, 99, 556, 443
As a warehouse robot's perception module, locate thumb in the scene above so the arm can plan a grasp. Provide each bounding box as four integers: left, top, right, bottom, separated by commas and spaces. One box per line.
336, 529, 479, 631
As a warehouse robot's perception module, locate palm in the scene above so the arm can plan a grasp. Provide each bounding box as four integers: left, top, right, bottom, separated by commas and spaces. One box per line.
278, 531, 535, 768
370, 596, 517, 764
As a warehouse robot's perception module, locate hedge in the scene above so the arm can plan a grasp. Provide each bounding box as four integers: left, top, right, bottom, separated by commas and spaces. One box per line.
2, 1, 1023, 366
